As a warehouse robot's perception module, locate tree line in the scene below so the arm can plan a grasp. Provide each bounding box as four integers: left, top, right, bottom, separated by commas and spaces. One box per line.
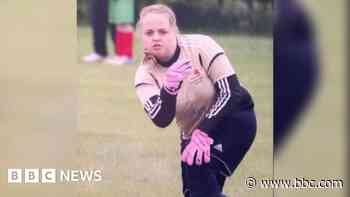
78, 0, 273, 34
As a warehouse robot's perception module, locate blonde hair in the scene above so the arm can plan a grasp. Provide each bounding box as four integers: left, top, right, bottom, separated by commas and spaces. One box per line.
137, 4, 179, 33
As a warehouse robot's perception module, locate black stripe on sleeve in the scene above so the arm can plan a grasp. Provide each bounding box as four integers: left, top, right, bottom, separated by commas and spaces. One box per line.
198, 54, 204, 67
207, 52, 224, 71
149, 73, 161, 89
135, 82, 150, 88
206, 77, 231, 119
197, 74, 254, 135
143, 87, 177, 128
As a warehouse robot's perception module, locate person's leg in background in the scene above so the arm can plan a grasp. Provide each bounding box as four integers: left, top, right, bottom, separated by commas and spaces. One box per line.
109, 23, 116, 52
104, 23, 134, 65
105, 0, 135, 65
115, 23, 134, 64
83, 0, 110, 63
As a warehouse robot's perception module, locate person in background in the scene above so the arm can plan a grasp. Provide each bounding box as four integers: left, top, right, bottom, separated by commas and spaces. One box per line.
105, 0, 135, 65
82, 0, 116, 63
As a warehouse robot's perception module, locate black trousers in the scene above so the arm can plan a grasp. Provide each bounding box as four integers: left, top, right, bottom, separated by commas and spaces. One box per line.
181, 109, 257, 197
89, 0, 115, 56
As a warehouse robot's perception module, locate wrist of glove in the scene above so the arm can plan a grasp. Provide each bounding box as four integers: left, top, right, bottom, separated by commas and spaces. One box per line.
164, 61, 191, 95
181, 129, 214, 166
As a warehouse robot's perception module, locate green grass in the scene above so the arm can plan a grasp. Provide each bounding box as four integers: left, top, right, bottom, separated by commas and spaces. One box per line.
78, 26, 272, 197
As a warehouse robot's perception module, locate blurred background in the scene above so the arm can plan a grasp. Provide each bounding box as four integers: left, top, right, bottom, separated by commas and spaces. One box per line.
78, 0, 273, 34
274, 0, 347, 197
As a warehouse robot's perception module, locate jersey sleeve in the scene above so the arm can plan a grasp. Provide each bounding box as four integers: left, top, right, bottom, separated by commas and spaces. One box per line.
134, 66, 160, 105
198, 35, 235, 82
135, 65, 177, 128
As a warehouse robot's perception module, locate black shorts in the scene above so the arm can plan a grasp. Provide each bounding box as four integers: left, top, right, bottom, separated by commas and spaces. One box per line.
181, 109, 257, 176
180, 109, 257, 196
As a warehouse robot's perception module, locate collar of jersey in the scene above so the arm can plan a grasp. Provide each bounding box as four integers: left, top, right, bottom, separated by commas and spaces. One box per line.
156, 44, 180, 68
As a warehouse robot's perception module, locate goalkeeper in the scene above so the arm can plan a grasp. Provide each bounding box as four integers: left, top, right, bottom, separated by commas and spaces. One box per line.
134, 4, 257, 197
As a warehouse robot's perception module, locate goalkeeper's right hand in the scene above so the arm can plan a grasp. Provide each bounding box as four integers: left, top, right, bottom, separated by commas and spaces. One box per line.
164, 60, 191, 95
181, 129, 214, 166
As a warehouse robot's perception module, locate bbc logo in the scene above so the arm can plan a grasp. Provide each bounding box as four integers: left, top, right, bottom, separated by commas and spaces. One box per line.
8, 169, 56, 183
8, 168, 102, 183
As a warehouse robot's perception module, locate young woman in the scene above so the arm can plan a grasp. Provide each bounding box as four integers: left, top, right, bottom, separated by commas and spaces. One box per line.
134, 4, 256, 197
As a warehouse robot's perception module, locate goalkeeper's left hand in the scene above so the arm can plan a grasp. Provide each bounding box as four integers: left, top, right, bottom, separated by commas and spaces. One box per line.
181, 129, 214, 166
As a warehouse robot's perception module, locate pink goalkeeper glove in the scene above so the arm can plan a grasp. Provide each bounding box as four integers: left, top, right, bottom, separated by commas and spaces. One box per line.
164, 60, 191, 94
181, 129, 214, 166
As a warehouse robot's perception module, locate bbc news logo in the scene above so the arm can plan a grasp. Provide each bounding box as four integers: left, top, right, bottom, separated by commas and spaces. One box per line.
8, 169, 102, 184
